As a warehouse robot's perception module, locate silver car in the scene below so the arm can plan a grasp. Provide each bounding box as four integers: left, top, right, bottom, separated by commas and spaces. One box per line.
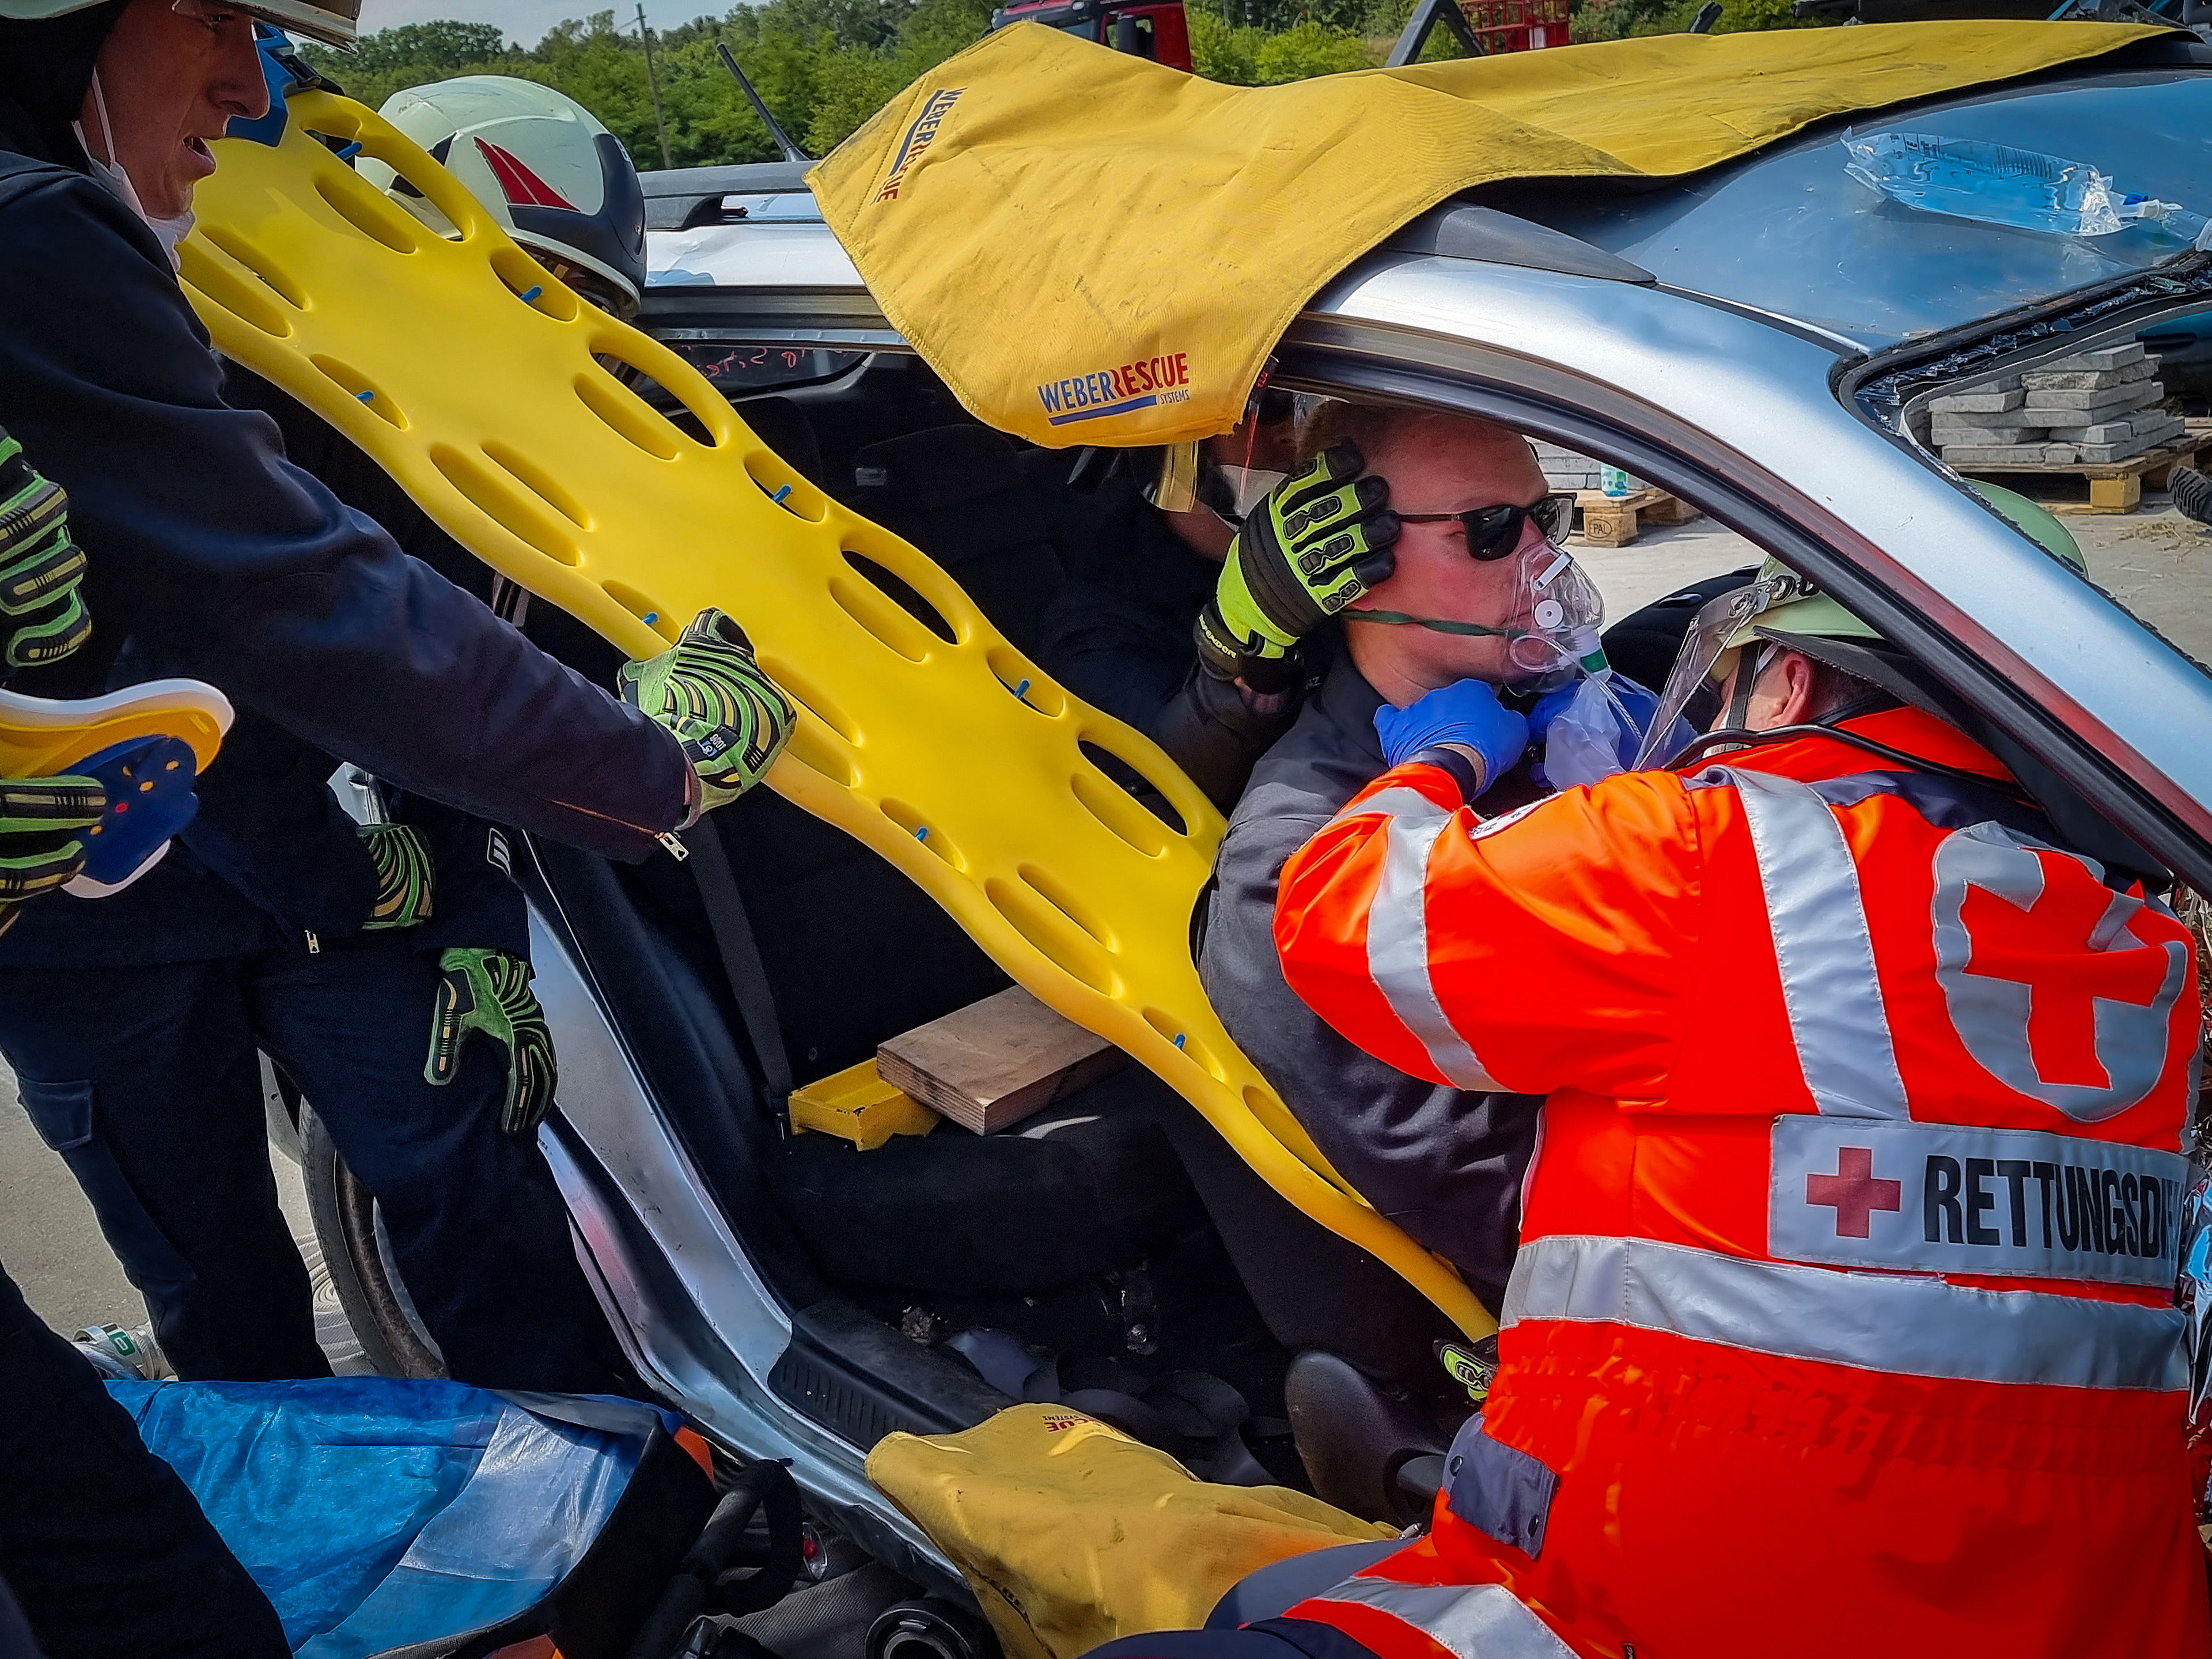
302, 31, 2212, 1642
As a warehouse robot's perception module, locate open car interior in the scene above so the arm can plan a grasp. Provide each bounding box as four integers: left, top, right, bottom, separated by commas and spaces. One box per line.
507, 351, 1479, 1524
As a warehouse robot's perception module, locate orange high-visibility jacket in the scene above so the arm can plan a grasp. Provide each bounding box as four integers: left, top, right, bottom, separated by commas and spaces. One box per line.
1272, 708, 2207, 1659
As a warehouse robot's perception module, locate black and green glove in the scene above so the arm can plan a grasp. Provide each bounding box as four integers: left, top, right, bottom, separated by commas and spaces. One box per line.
425, 947, 556, 1137
0, 431, 92, 671
0, 774, 105, 937
1195, 442, 1398, 693
618, 607, 796, 816
358, 822, 434, 931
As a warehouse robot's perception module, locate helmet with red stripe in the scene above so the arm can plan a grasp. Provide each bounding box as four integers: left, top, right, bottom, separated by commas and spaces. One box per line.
363, 75, 646, 319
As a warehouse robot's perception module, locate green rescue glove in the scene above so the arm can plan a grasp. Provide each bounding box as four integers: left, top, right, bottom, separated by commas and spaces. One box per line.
0, 431, 92, 671
1195, 442, 1399, 694
425, 946, 556, 1137
0, 774, 105, 937
358, 821, 434, 931
618, 607, 796, 816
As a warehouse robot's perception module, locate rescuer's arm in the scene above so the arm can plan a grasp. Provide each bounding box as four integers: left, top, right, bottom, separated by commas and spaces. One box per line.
1273, 755, 1700, 1099
0, 172, 690, 862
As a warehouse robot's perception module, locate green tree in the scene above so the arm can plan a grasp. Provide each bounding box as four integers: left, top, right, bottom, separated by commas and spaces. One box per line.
1253, 20, 1372, 79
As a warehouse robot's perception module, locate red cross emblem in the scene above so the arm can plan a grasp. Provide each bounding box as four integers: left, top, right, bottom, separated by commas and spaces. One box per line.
1960, 850, 2170, 1091
1805, 1146, 1902, 1238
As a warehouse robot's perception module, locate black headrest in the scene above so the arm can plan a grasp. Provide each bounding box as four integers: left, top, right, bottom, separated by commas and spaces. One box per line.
851, 425, 1021, 514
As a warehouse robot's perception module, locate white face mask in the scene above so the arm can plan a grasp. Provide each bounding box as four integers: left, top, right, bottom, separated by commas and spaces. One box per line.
74, 71, 195, 271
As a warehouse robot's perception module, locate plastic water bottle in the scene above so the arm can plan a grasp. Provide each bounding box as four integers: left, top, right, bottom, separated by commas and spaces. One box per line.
2122, 196, 2212, 250
1599, 466, 1635, 499
1843, 131, 2127, 236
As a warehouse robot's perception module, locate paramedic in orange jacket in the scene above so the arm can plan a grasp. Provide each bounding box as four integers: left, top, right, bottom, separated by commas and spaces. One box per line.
1268, 555, 2210, 1659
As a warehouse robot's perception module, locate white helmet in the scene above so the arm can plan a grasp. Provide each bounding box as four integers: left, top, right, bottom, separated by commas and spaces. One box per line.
363, 77, 646, 319
0, 0, 358, 47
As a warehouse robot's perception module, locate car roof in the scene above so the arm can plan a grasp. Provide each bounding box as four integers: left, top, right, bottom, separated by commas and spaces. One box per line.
645, 33, 2211, 351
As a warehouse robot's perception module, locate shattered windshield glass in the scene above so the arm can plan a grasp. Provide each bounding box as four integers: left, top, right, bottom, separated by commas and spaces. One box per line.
1506, 69, 2212, 350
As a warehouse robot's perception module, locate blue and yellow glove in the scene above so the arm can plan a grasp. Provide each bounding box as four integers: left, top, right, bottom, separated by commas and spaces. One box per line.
619, 608, 796, 816
0, 431, 91, 672
425, 947, 556, 1137
1196, 442, 1399, 694
0, 773, 105, 935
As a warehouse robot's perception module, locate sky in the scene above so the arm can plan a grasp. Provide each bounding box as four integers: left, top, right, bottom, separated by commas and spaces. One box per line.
355, 0, 722, 48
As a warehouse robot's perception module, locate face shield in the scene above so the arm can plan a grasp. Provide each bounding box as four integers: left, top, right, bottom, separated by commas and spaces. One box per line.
1142, 441, 1287, 525
1630, 566, 1821, 768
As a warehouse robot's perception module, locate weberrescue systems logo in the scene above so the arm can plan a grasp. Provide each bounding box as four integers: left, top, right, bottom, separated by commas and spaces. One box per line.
1034, 351, 1192, 427
875, 88, 964, 203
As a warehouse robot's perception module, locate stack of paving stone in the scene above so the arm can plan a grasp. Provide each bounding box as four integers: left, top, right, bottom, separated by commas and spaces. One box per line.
1933, 343, 2185, 467
1533, 441, 1605, 492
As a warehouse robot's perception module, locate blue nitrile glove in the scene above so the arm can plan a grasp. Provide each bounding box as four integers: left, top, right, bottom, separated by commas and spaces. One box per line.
1528, 675, 1675, 786
1373, 679, 1528, 795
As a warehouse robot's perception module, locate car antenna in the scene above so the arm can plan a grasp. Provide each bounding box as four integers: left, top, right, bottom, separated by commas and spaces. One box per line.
716, 42, 813, 165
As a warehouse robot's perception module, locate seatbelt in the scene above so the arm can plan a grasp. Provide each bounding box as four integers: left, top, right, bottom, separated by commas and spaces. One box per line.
677, 822, 797, 1123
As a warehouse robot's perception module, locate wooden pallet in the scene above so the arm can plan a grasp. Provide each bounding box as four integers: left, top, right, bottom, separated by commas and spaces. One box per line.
1574, 488, 1701, 547
1952, 437, 2203, 516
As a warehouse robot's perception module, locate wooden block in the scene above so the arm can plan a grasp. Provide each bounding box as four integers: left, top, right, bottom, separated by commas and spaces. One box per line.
1577, 499, 1639, 547
1574, 487, 1670, 547
788, 1058, 939, 1152
878, 986, 1125, 1135
1641, 494, 1702, 527
2086, 472, 2142, 513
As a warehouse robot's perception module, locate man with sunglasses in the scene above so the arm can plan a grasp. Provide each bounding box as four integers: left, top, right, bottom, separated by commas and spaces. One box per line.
1192, 407, 1615, 1429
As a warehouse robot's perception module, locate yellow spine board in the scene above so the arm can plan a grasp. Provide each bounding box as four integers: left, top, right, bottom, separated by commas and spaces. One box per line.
183, 92, 1490, 1338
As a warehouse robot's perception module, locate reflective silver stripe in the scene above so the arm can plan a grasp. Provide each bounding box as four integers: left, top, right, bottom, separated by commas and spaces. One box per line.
1305, 1574, 1576, 1659
1930, 823, 2187, 1125
1322, 785, 1452, 834
1313, 781, 1503, 1089
1728, 770, 1909, 1120
1501, 1232, 2186, 1392
1366, 805, 1503, 1092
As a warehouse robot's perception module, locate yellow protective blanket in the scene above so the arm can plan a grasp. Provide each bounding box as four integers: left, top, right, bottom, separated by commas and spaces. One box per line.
810, 21, 2164, 447
868, 1405, 1397, 1659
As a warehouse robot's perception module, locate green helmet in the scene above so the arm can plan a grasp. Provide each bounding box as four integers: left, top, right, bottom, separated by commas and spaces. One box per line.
0, 0, 359, 48
1631, 481, 2092, 768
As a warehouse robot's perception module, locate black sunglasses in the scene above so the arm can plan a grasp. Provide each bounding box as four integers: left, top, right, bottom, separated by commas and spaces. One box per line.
1395, 492, 1577, 563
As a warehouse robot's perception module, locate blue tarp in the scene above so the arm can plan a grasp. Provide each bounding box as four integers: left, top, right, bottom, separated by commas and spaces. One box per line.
108, 1376, 668, 1658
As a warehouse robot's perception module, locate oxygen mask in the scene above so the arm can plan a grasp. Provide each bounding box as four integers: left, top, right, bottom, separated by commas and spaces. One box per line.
1343, 533, 1606, 694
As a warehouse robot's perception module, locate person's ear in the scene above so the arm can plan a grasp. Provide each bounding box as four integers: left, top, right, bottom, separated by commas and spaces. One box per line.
1772, 650, 1821, 726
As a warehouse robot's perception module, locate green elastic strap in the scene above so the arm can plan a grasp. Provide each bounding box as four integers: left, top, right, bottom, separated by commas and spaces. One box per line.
1343, 608, 1522, 639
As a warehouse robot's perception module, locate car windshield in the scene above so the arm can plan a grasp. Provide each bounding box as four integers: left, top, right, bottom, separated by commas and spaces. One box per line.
1502, 66, 2212, 350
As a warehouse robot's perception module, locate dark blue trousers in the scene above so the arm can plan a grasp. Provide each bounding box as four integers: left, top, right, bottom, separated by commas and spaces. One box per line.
0, 1261, 287, 1659
0, 929, 628, 1393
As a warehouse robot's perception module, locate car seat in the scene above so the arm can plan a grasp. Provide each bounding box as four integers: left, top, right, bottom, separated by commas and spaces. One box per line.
843, 425, 1077, 657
